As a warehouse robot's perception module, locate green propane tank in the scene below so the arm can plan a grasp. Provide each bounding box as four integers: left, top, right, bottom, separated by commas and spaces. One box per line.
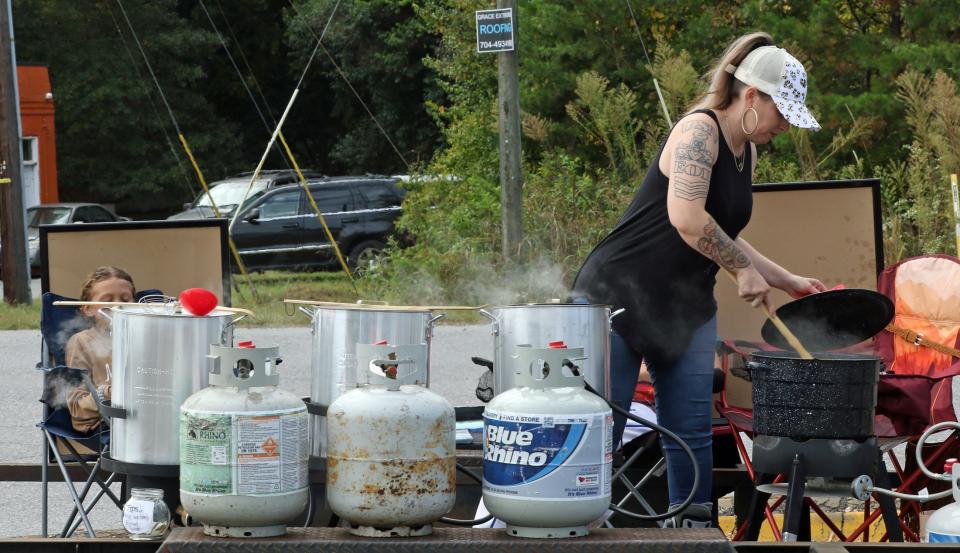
180, 343, 308, 538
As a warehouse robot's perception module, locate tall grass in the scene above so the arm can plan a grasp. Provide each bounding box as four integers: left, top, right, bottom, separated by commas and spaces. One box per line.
878, 70, 960, 264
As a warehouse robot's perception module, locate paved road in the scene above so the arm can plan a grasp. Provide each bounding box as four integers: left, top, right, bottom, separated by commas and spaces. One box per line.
0, 324, 493, 538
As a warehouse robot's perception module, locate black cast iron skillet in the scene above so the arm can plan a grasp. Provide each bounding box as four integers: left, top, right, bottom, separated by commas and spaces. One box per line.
761, 288, 894, 352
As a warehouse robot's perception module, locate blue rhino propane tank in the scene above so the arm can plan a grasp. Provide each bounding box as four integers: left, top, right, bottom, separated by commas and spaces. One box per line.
482, 343, 612, 538
925, 458, 960, 543
180, 343, 308, 538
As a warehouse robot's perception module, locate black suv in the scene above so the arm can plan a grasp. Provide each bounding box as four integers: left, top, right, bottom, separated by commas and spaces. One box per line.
168, 169, 327, 220
230, 176, 405, 272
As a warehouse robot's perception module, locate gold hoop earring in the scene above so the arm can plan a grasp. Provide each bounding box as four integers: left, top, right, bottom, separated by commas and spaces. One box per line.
741, 107, 759, 135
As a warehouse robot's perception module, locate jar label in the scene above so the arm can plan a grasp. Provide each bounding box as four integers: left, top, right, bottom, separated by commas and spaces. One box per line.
180, 407, 308, 496
122, 498, 155, 535
482, 409, 612, 500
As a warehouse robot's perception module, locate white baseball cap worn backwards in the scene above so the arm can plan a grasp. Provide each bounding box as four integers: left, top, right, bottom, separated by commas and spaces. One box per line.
726, 45, 820, 131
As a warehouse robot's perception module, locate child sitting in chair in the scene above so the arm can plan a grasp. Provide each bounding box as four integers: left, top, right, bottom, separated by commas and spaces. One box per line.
65, 266, 135, 432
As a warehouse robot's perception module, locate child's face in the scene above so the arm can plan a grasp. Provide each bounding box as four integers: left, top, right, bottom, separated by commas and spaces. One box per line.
82, 277, 135, 319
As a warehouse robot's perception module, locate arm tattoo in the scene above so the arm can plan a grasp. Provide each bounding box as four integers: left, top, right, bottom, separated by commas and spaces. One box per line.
673, 175, 709, 201
674, 160, 712, 179
673, 119, 715, 183
697, 219, 750, 270
675, 120, 716, 165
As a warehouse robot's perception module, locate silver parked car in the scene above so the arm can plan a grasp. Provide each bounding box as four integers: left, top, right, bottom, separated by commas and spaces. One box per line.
26, 203, 128, 275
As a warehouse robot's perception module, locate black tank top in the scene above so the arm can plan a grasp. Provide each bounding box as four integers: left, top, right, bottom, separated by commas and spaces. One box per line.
572, 109, 753, 367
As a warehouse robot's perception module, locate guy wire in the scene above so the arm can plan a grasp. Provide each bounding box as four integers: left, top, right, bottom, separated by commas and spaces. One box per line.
197, 0, 294, 173
105, 2, 196, 198
114, 0, 259, 299
624, 0, 672, 126
286, 0, 410, 171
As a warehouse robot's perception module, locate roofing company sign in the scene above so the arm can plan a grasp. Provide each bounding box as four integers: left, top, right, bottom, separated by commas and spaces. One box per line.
475, 8, 514, 53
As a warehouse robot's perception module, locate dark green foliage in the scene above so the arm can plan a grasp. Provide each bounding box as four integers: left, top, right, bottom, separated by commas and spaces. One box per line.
14, 0, 243, 214
284, 0, 442, 173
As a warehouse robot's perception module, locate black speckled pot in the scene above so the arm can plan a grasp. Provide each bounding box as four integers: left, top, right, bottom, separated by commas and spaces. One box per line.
749, 351, 880, 440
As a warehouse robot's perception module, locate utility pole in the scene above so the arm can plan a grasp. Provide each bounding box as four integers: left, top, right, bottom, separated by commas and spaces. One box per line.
496, 0, 522, 261
0, 0, 29, 305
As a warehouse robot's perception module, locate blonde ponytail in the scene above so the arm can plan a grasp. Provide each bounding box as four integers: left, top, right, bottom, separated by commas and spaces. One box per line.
687, 32, 774, 114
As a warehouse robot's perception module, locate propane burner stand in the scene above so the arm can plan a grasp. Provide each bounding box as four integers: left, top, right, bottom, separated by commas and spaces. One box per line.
743, 436, 903, 542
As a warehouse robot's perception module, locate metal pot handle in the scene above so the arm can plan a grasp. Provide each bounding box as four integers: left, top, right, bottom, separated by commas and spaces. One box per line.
95, 307, 112, 322
478, 309, 499, 336
609, 308, 626, 324
297, 306, 317, 319
220, 314, 247, 345
426, 312, 446, 339
746, 361, 763, 372
82, 372, 125, 420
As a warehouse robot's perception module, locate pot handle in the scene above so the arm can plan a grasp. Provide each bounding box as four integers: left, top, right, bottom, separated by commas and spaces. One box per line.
426, 312, 446, 339
609, 308, 626, 324
82, 372, 125, 419
478, 309, 499, 336
220, 314, 247, 344
746, 361, 763, 372
297, 306, 317, 319
95, 307, 112, 322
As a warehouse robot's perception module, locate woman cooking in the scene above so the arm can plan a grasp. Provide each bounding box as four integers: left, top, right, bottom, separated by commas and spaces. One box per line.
572, 32, 826, 528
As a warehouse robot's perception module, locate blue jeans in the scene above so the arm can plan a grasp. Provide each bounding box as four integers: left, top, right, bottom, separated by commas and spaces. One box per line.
609, 317, 717, 506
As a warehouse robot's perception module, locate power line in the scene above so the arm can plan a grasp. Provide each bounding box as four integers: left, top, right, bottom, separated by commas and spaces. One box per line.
286, 0, 410, 170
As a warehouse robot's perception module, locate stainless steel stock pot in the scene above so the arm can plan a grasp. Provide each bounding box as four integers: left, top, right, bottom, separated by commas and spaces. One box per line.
104, 305, 239, 465
480, 303, 621, 399
297, 303, 444, 459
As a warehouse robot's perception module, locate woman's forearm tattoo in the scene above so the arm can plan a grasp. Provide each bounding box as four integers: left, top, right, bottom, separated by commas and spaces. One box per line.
697, 219, 750, 270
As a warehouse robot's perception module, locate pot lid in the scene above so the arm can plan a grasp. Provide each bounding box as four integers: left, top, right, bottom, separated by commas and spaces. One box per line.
761, 288, 894, 351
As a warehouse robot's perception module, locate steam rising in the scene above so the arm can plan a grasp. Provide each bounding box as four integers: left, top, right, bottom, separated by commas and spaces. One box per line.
473, 256, 571, 306
42, 367, 85, 409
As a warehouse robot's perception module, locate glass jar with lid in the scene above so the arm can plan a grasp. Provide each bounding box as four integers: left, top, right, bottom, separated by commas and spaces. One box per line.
121, 487, 171, 540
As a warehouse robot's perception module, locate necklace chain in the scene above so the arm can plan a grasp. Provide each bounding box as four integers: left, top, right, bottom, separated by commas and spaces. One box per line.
733, 149, 745, 173
722, 115, 745, 173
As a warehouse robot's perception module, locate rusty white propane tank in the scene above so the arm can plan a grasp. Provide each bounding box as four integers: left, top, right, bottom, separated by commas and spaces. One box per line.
326, 342, 456, 537
179, 343, 309, 538
483, 344, 612, 538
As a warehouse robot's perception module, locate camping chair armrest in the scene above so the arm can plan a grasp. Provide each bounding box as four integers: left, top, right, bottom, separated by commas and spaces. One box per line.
80, 373, 125, 420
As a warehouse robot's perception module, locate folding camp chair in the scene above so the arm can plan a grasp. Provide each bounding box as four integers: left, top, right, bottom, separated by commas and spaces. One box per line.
38, 289, 160, 537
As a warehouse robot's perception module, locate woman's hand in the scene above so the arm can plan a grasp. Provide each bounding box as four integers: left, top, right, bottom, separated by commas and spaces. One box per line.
779, 274, 827, 299
736, 265, 771, 309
